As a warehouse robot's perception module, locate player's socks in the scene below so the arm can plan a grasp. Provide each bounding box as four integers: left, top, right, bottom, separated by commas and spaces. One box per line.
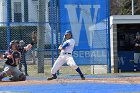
80, 74, 85, 80
76, 67, 83, 75
75, 67, 85, 80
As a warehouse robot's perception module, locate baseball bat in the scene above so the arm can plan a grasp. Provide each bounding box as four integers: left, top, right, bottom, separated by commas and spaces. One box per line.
61, 35, 66, 45
58, 35, 65, 50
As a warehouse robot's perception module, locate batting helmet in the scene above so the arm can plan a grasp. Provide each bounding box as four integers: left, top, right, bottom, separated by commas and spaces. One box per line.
65, 30, 72, 35
10, 40, 16, 46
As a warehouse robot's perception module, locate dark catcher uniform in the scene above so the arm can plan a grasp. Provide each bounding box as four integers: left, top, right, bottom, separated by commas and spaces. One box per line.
18, 46, 28, 76
0, 42, 26, 81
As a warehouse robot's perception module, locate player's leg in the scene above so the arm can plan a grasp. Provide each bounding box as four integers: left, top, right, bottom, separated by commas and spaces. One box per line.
0, 65, 13, 81
47, 56, 65, 80
134, 53, 139, 71
0, 72, 8, 81
67, 56, 85, 80
23, 61, 28, 76
19, 62, 22, 71
10, 67, 26, 81
134, 53, 139, 64
138, 53, 140, 63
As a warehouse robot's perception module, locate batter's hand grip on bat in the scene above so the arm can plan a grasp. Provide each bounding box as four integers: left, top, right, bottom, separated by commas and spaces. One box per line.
58, 45, 62, 50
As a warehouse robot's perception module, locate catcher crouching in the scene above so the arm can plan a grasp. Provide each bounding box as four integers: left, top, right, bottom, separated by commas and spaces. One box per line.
0, 40, 26, 81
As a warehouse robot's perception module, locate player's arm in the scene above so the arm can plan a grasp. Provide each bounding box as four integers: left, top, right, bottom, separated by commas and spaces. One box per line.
24, 44, 32, 51
0, 54, 6, 60
22, 31, 36, 51
31, 31, 37, 46
2, 51, 12, 59
58, 42, 70, 50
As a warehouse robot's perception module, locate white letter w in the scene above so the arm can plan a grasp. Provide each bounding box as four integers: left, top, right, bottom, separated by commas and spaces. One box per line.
65, 5, 100, 47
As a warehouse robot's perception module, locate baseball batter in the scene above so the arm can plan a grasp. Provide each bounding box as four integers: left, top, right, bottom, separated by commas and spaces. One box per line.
0, 40, 26, 81
47, 30, 85, 80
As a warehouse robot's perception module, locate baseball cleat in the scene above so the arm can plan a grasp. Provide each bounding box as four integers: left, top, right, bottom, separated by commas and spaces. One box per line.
80, 75, 85, 80
47, 76, 57, 80
25, 74, 29, 76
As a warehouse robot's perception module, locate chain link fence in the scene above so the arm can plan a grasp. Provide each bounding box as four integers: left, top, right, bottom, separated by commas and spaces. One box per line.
0, 0, 60, 77
0, 0, 110, 77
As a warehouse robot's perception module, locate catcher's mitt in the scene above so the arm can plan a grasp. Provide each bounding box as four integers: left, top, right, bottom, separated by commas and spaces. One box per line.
31, 31, 37, 43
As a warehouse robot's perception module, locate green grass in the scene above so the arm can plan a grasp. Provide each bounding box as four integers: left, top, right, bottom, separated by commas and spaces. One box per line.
0, 59, 97, 77
1, 62, 140, 78
26, 65, 93, 77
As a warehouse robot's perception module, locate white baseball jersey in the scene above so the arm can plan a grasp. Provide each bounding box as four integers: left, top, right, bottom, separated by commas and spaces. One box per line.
61, 38, 75, 54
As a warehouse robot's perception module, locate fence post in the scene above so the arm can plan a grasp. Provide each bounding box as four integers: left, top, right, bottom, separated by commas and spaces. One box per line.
37, 0, 46, 73
7, 0, 11, 49
107, 0, 111, 73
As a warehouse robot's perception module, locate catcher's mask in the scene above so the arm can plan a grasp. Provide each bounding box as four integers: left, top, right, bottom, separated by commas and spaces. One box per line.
19, 40, 25, 47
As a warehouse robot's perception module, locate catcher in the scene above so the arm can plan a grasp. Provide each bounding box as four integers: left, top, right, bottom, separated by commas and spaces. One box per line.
0, 40, 26, 81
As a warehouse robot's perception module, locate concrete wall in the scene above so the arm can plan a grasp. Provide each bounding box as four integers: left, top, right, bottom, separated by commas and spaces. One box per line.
110, 24, 118, 73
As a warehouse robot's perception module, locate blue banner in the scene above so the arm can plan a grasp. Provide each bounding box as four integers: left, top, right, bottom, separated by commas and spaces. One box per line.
60, 0, 110, 65
118, 51, 134, 72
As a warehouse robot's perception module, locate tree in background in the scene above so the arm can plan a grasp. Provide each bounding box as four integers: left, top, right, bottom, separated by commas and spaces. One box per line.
110, 0, 140, 15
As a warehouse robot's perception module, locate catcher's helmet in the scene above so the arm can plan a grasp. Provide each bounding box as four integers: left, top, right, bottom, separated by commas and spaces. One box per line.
65, 30, 72, 35
10, 40, 19, 48
10, 40, 16, 46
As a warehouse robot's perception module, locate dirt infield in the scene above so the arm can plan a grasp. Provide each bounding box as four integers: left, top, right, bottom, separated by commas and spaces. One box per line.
1, 76, 140, 86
